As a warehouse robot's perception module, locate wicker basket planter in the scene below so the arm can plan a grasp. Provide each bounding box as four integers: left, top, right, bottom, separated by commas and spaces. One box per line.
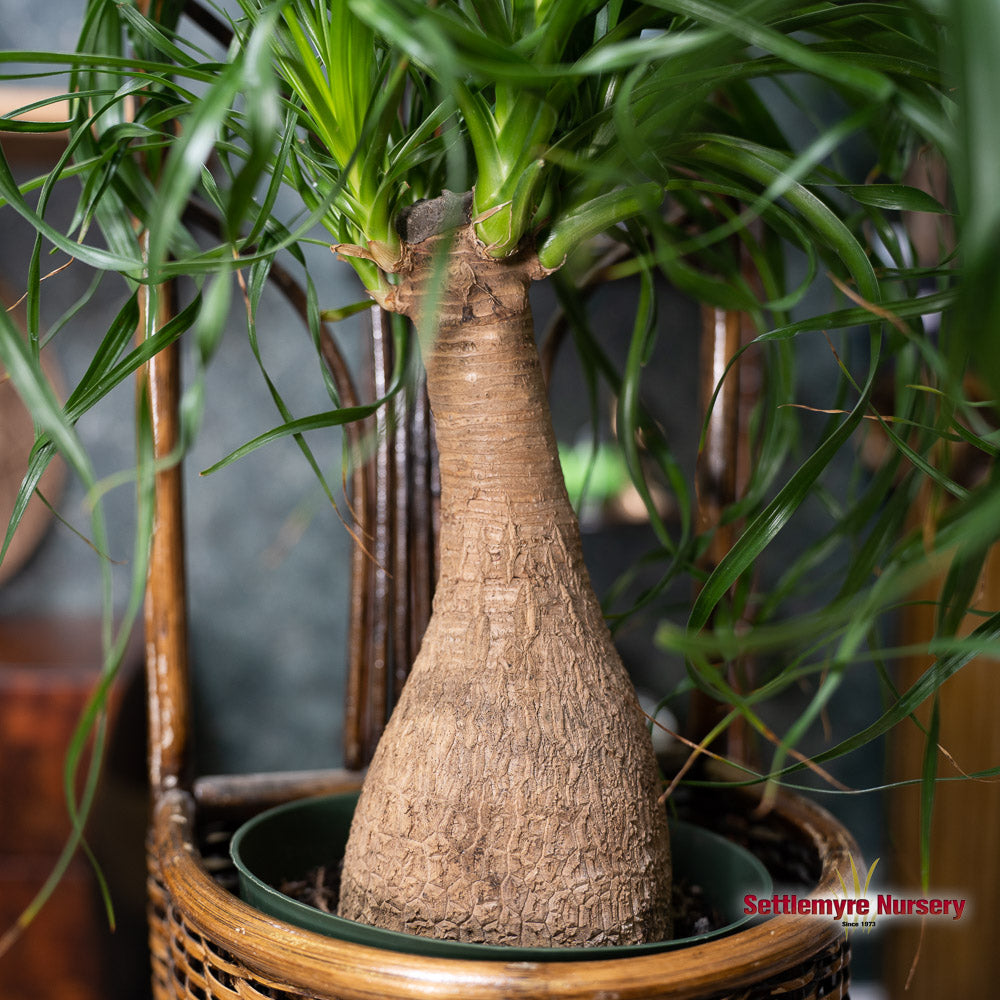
141, 333, 858, 1000
147, 768, 856, 1000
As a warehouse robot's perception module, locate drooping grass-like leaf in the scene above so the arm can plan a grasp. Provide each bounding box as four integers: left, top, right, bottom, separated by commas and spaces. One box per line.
920, 695, 941, 894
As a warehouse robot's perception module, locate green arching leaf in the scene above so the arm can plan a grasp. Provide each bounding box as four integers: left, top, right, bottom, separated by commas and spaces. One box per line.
686, 367, 876, 638
240, 108, 298, 249
752, 288, 957, 345
835, 183, 950, 215
1, 439, 57, 572
666, 105, 883, 259
0, 92, 74, 133
534, 0, 608, 64
200, 404, 383, 476
194, 272, 233, 367
764, 602, 1000, 781
351, 0, 541, 83
645, 0, 897, 101
539, 182, 662, 268
320, 299, 377, 323
0, 142, 142, 276
465, 0, 515, 43
265, 0, 375, 174
683, 131, 882, 301
0, 309, 94, 486
62, 292, 141, 413
0, 44, 182, 76
355, 59, 409, 235
948, 0, 1000, 404
936, 539, 994, 640
570, 26, 722, 75
919, 695, 941, 894
144, 60, 246, 279
115, 2, 199, 68
451, 83, 505, 205
948, 0, 1000, 254
617, 263, 673, 547
234, 253, 345, 507
658, 253, 759, 313
223, 16, 282, 242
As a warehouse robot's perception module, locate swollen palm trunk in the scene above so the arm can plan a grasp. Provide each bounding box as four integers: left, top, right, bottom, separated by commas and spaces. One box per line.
337, 211, 672, 947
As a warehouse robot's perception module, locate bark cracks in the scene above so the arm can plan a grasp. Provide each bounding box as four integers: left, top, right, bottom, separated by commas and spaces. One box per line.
336, 211, 673, 947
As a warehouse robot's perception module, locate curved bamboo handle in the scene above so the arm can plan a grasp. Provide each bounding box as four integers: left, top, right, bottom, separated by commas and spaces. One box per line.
142, 282, 192, 796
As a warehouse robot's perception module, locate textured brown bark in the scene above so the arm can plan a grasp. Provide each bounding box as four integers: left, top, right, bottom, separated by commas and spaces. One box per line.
337, 220, 672, 947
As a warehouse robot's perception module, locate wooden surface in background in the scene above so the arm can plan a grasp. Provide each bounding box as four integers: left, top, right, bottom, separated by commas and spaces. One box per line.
0, 86, 68, 166
0, 859, 110, 1000
0, 617, 146, 1000
885, 544, 1000, 995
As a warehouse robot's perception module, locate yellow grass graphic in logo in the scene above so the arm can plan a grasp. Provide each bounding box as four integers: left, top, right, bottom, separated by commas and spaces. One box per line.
834, 855, 880, 934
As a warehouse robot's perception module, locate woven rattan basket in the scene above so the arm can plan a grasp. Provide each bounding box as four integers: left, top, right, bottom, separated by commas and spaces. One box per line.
142, 304, 859, 1000
148, 773, 855, 1000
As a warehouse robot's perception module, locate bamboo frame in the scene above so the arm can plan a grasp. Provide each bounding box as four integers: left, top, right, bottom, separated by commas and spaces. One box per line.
142, 283, 191, 796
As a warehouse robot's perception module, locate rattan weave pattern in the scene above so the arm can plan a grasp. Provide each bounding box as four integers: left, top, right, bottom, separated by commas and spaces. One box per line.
149, 862, 849, 1000
150, 867, 309, 1000
146, 776, 854, 1000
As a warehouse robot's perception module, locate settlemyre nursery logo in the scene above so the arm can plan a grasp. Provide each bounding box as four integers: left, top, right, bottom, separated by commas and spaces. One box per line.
742, 857, 969, 933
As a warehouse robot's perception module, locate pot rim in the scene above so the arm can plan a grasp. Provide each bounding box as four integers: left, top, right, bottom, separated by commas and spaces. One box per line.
229, 791, 773, 960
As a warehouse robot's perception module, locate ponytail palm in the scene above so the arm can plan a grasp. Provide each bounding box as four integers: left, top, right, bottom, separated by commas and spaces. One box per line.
2, 0, 992, 951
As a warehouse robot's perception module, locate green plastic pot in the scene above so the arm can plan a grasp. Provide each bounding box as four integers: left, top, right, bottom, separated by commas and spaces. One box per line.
231, 792, 771, 960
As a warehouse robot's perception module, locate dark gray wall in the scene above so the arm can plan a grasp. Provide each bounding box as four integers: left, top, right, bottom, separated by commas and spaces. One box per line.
0, 1, 364, 773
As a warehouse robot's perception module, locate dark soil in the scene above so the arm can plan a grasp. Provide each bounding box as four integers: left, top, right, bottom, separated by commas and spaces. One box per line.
279, 862, 723, 941
280, 862, 343, 916
669, 877, 723, 939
